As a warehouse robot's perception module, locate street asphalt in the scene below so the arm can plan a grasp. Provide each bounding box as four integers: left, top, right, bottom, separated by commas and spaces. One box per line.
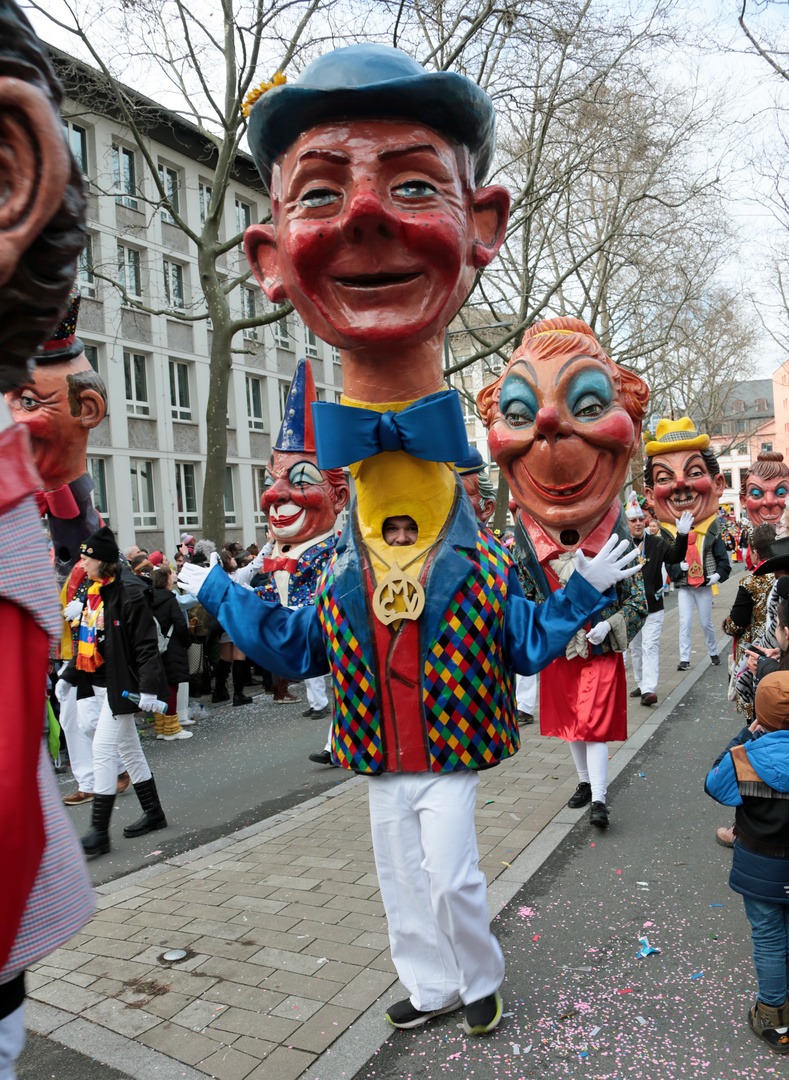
358, 663, 776, 1080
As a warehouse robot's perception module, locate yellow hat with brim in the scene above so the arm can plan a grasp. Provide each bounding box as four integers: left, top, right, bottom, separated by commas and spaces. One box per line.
644, 417, 710, 458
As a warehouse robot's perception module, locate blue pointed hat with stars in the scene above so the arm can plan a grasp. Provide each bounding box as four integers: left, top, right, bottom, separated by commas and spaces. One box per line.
274, 358, 317, 453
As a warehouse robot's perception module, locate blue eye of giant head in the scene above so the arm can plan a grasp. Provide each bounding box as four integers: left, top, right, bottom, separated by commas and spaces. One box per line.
749, 486, 764, 499
289, 461, 323, 486
566, 367, 613, 421
778, 486, 788, 498
499, 372, 538, 429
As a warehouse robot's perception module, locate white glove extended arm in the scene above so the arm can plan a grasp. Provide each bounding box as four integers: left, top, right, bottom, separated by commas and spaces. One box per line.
177, 551, 220, 599
708, 572, 720, 586
675, 511, 694, 535
137, 692, 159, 713
586, 620, 611, 646
63, 598, 84, 622
574, 535, 640, 594
233, 549, 267, 588
54, 679, 71, 704
680, 561, 689, 571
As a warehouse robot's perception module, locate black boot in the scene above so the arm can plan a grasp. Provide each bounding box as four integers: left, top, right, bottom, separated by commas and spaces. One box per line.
212, 659, 231, 702
81, 793, 116, 856
123, 776, 167, 838
233, 660, 253, 706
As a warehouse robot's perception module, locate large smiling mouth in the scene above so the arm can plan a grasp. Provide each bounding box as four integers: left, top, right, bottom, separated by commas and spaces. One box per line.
333, 272, 422, 289
668, 492, 699, 509
270, 507, 306, 528
524, 461, 599, 501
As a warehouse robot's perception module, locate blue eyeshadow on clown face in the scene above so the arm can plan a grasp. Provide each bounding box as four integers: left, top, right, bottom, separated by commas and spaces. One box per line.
499, 372, 539, 429
565, 367, 614, 421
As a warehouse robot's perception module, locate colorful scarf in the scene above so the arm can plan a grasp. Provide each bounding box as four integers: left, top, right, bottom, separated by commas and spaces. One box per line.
76, 580, 106, 672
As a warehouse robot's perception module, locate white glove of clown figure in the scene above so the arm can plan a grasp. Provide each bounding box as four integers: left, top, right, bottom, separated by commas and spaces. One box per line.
586, 620, 611, 646
177, 552, 220, 598
574, 535, 640, 594
675, 511, 694, 535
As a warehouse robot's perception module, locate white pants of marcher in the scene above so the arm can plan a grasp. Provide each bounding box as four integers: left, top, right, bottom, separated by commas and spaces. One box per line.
305, 675, 328, 711
92, 686, 152, 796
678, 585, 717, 662
568, 741, 609, 804
629, 610, 665, 696
0, 1003, 24, 1080
515, 674, 537, 714
177, 681, 189, 720
63, 689, 122, 792
368, 771, 504, 1011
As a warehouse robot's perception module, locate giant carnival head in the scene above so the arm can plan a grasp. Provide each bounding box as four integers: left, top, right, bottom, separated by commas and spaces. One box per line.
477, 316, 650, 544
741, 450, 789, 528
6, 290, 107, 488
0, 0, 86, 392
261, 358, 349, 544
644, 418, 725, 527
241, 45, 509, 356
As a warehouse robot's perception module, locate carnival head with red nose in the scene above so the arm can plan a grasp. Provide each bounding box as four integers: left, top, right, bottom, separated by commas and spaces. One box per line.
644, 417, 725, 527
742, 451, 789, 528
477, 317, 649, 545
262, 359, 349, 545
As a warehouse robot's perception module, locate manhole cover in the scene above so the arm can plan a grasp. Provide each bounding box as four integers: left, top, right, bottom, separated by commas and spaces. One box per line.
162, 949, 187, 962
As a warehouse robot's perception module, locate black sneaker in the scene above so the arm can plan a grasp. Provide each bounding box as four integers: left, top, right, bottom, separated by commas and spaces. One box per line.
386, 997, 462, 1029
677, 661, 690, 671
518, 710, 534, 725
567, 781, 592, 809
463, 991, 503, 1035
311, 704, 331, 719
629, 687, 642, 698
590, 801, 609, 828
710, 654, 720, 666
233, 692, 253, 707
309, 750, 334, 765
302, 707, 315, 717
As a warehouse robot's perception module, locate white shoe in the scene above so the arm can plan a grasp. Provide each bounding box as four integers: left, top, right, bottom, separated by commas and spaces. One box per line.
163, 728, 193, 741
180, 718, 196, 726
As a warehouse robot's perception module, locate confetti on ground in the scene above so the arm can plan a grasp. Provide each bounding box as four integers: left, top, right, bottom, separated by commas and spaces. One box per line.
636, 1015, 648, 1025
637, 936, 661, 958
690, 971, 705, 979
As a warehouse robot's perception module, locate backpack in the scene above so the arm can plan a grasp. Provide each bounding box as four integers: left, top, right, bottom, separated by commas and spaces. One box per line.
154, 617, 173, 654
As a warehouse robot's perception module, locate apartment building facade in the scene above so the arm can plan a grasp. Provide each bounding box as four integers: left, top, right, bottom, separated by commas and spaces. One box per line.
54, 50, 345, 558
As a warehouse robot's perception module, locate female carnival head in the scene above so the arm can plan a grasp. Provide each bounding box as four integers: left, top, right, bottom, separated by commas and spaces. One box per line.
741, 451, 789, 529
477, 316, 649, 544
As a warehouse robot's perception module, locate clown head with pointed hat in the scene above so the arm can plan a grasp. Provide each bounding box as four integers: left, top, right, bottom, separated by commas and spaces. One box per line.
262, 358, 349, 545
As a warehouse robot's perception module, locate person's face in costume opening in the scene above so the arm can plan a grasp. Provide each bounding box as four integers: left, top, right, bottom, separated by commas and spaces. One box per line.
628, 515, 645, 540
646, 449, 725, 526
383, 516, 418, 546
461, 473, 496, 524
244, 121, 509, 351
261, 451, 349, 545
485, 351, 640, 537
5, 353, 104, 489
746, 475, 789, 527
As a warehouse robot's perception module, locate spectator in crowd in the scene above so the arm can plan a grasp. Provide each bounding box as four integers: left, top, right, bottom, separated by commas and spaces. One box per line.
150, 565, 193, 740
724, 523, 777, 721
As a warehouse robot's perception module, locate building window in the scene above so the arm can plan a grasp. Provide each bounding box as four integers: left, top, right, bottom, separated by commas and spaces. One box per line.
117, 243, 141, 301
316, 387, 325, 402
83, 344, 99, 373
169, 360, 191, 421
254, 467, 268, 525
722, 469, 732, 488
305, 328, 319, 357
334, 390, 342, 404
732, 399, 745, 413
124, 351, 149, 416
224, 466, 236, 525
246, 376, 265, 431
63, 119, 88, 174
79, 234, 96, 297
278, 380, 291, 422
241, 287, 257, 339
199, 181, 212, 225
175, 462, 199, 526
157, 164, 179, 223
330, 345, 341, 363
163, 259, 185, 309
736, 419, 746, 433
130, 459, 156, 527
272, 316, 290, 349
87, 457, 109, 520
711, 424, 723, 436
756, 398, 769, 412
112, 144, 138, 209
235, 199, 252, 240
762, 441, 773, 452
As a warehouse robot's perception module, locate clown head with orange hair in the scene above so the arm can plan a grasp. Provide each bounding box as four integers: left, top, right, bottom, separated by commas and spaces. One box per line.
478, 316, 649, 548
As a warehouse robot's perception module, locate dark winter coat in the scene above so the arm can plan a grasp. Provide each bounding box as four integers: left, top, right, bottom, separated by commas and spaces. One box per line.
151, 587, 192, 686
638, 530, 689, 613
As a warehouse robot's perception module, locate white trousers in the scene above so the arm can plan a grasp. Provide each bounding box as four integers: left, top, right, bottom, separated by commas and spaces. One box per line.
515, 673, 537, 714
0, 1003, 23, 1080
629, 610, 665, 695
92, 686, 152, 796
305, 675, 328, 710
177, 680, 189, 719
678, 585, 717, 662
368, 771, 504, 1011
568, 741, 609, 803
62, 688, 122, 792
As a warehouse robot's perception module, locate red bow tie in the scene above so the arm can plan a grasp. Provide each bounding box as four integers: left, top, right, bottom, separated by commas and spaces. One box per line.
262, 556, 299, 574
35, 484, 80, 519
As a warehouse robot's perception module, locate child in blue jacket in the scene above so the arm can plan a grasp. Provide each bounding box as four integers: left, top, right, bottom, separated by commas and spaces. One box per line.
705, 670, 789, 1054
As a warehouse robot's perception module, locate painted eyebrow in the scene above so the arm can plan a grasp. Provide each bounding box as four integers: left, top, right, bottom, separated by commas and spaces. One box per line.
555, 355, 607, 385
295, 148, 352, 167
377, 143, 442, 162
510, 359, 538, 385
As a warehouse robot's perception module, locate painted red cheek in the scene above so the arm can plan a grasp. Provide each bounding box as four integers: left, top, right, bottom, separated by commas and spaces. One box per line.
583, 411, 633, 445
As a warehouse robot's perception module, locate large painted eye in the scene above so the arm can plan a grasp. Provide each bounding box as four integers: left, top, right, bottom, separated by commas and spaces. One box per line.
777, 486, 788, 498
503, 401, 535, 428
573, 393, 605, 419
748, 486, 764, 499
499, 373, 538, 431
289, 462, 323, 486
566, 368, 613, 422
392, 180, 436, 198
19, 394, 40, 412
300, 187, 340, 208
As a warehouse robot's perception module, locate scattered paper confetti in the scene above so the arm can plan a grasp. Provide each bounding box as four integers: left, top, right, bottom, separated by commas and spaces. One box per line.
589, 1026, 602, 1037
636, 1015, 648, 1025
690, 971, 704, 979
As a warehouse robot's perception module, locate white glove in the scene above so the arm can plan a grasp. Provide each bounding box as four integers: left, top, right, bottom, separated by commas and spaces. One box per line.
63, 598, 84, 622
177, 551, 219, 598
586, 620, 611, 646
574, 535, 640, 594
675, 511, 694, 535
55, 679, 71, 703
138, 692, 159, 713
680, 561, 689, 571
708, 572, 720, 586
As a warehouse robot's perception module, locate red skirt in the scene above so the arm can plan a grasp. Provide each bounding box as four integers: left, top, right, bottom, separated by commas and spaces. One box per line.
539, 650, 627, 743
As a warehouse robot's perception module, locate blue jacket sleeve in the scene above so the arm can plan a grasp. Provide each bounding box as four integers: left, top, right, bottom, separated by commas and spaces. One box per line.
704, 752, 742, 806
504, 565, 613, 675
198, 565, 329, 679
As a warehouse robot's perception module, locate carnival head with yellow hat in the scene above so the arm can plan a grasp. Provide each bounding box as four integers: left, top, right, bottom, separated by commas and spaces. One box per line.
643, 416, 724, 527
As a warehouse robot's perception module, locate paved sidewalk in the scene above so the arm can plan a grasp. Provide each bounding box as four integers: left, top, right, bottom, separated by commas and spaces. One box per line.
23, 574, 742, 1080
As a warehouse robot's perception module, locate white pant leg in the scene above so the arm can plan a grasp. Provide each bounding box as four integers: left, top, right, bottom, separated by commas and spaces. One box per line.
515, 674, 536, 714
693, 586, 718, 656
568, 741, 589, 783
305, 676, 328, 711
629, 629, 644, 687
0, 1003, 24, 1080
177, 681, 189, 719
639, 611, 664, 695
92, 687, 152, 795
585, 742, 609, 803
61, 687, 95, 792
324, 718, 333, 754
368, 771, 504, 1011
678, 587, 694, 662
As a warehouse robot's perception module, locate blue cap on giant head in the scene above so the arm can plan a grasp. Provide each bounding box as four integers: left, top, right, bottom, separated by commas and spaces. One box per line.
455, 447, 488, 476
273, 357, 318, 454
247, 43, 497, 194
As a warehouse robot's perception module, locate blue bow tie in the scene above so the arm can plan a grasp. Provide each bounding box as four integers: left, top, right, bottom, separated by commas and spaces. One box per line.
311, 389, 470, 469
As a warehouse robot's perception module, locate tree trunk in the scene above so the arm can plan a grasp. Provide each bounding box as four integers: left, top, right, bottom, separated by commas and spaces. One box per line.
200, 248, 233, 547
